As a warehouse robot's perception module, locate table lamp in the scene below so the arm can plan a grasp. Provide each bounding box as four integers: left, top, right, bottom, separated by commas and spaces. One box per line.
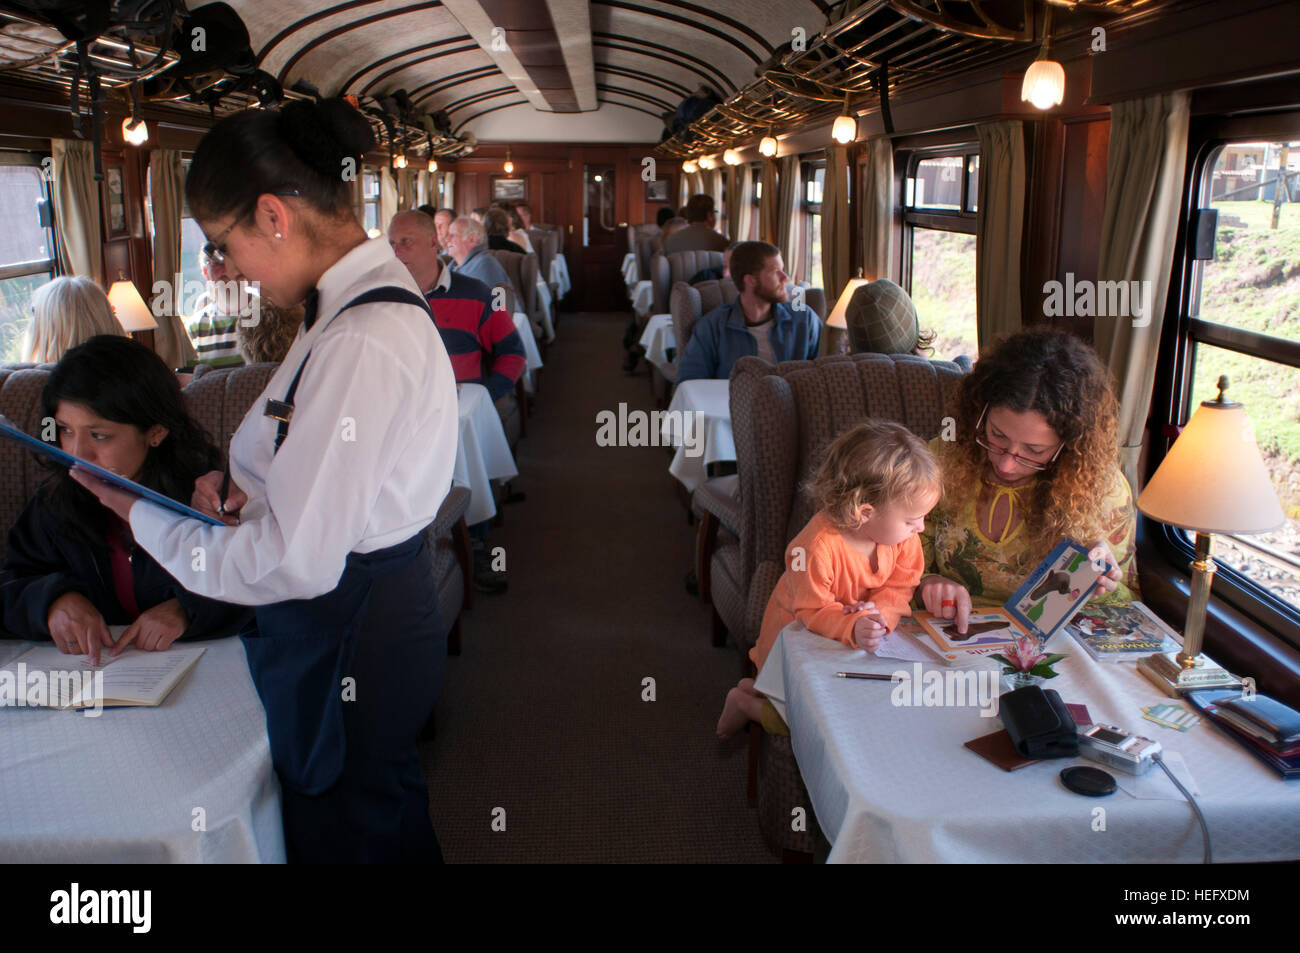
107, 279, 159, 333
1135, 376, 1285, 695
825, 270, 870, 355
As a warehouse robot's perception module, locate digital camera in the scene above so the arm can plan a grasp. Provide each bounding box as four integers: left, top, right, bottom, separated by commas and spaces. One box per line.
1078, 724, 1161, 775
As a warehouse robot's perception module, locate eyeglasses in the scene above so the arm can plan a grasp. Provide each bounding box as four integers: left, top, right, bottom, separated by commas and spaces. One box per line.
973, 403, 1065, 471
202, 191, 301, 264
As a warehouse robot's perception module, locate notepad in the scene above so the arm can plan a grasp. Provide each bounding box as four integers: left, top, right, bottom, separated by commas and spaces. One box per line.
0, 642, 206, 709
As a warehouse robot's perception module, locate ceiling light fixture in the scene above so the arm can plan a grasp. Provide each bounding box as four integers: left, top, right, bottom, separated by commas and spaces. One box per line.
723, 149, 741, 166
1021, 6, 1065, 110
504, 147, 514, 174
759, 126, 777, 158
832, 91, 856, 144
682, 159, 698, 173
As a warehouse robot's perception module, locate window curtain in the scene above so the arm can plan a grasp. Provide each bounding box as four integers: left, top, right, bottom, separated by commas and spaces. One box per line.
379, 166, 398, 230
732, 163, 753, 242
821, 144, 852, 300
1093, 92, 1191, 489
397, 168, 414, 211
415, 169, 428, 208
975, 120, 1026, 352
759, 157, 779, 246
861, 136, 893, 281
678, 170, 691, 212
147, 149, 197, 369
50, 139, 103, 285
442, 171, 455, 212
349, 167, 365, 225
708, 168, 724, 232
776, 155, 803, 281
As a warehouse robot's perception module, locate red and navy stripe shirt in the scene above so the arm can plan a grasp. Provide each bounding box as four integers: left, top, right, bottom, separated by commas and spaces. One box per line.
423, 268, 526, 401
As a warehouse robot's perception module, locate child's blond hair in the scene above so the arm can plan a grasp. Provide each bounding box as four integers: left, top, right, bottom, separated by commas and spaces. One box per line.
807, 419, 941, 529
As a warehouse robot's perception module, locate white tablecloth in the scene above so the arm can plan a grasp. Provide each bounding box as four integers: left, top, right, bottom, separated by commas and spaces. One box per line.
0, 637, 284, 863
533, 278, 556, 342
455, 382, 518, 526
630, 280, 653, 319
638, 313, 677, 380
550, 253, 572, 299
512, 311, 544, 395
621, 252, 638, 288
757, 623, 1300, 864
660, 378, 734, 493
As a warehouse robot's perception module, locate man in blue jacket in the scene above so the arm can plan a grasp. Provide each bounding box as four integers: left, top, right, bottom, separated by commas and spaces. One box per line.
676, 241, 821, 381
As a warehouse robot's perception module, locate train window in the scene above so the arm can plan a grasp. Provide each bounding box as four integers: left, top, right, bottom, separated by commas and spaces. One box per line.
804, 160, 825, 289
1169, 136, 1300, 629
901, 147, 979, 362
362, 170, 380, 234
0, 154, 56, 361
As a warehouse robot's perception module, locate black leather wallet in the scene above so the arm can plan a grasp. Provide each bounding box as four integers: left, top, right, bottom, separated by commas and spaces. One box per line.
999, 685, 1080, 759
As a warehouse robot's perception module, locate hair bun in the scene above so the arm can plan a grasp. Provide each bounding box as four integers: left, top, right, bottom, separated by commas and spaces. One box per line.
278, 98, 374, 179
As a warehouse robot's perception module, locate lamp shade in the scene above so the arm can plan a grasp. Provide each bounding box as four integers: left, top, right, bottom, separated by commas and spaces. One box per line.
825, 277, 871, 329
1137, 396, 1285, 535
108, 280, 158, 332
1021, 58, 1065, 110
831, 112, 856, 144
682, 159, 697, 174
759, 135, 777, 157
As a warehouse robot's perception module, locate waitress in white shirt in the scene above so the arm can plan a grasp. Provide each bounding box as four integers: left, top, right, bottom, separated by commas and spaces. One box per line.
72, 98, 458, 863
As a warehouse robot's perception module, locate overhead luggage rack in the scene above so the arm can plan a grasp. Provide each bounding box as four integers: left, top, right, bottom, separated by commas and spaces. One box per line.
656, 0, 1165, 158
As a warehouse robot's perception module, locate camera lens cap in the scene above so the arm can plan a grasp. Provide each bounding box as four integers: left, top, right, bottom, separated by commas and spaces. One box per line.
1060, 766, 1117, 797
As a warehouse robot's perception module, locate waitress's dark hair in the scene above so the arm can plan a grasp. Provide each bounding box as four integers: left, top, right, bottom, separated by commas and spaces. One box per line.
185, 98, 374, 223
39, 336, 223, 545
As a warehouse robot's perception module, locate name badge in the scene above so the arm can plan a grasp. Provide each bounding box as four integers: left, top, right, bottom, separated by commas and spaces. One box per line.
264, 398, 294, 423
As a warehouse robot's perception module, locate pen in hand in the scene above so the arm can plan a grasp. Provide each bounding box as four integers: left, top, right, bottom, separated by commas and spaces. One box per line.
835, 672, 902, 681
217, 464, 230, 516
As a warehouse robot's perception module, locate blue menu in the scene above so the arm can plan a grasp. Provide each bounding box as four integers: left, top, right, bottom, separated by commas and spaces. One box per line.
0, 414, 224, 526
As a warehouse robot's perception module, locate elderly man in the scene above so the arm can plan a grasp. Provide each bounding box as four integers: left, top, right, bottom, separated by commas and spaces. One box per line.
662, 194, 730, 254
446, 215, 514, 293
389, 210, 525, 401
388, 210, 524, 594
676, 240, 820, 382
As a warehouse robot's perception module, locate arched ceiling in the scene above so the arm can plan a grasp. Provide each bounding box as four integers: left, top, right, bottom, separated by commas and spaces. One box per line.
229, 0, 831, 142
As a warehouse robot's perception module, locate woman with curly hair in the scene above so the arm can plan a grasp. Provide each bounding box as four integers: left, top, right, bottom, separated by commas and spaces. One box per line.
918, 326, 1137, 633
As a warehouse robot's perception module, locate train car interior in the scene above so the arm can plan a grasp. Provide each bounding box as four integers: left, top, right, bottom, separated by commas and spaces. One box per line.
0, 0, 1297, 870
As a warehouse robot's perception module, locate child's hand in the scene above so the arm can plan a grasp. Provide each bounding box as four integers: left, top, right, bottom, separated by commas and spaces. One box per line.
853, 612, 888, 652
843, 600, 876, 615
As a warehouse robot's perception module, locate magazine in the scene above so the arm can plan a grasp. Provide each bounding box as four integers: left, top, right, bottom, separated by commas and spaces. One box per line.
1067, 600, 1182, 662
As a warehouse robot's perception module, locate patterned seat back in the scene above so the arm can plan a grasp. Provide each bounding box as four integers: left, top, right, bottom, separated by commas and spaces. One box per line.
728, 352, 966, 637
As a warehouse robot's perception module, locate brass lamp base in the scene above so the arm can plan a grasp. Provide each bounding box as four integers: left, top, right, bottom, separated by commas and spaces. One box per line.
1137, 650, 1242, 697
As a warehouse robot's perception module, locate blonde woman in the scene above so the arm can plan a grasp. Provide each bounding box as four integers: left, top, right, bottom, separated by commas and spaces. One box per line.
22, 277, 126, 363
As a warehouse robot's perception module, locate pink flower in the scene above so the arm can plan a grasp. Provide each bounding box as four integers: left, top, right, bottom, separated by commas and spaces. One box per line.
1008, 636, 1046, 672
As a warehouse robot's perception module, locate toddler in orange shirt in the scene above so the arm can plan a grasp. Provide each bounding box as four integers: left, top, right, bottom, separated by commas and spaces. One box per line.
716, 420, 941, 738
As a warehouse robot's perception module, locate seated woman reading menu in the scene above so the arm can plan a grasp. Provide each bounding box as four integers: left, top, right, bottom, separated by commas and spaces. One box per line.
1, 336, 248, 663
918, 327, 1137, 631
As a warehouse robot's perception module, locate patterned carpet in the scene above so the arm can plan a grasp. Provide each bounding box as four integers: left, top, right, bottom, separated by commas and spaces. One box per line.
419, 312, 776, 862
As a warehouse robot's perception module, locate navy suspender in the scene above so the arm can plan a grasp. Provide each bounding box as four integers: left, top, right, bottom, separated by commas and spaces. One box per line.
268, 286, 433, 453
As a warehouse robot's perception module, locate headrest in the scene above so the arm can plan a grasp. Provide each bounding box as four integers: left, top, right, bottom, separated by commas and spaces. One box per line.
845, 279, 919, 354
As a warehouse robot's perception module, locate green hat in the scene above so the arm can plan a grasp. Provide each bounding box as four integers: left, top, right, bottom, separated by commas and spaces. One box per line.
845, 279, 919, 355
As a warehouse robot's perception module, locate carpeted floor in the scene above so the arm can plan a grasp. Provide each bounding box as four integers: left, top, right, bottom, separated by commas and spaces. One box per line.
420, 311, 776, 863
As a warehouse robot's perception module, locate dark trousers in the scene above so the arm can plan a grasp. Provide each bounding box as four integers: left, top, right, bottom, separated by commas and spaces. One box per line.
258, 536, 446, 863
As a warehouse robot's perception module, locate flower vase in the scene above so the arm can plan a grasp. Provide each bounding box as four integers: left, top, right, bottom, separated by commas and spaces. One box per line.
1001, 671, 1044, 693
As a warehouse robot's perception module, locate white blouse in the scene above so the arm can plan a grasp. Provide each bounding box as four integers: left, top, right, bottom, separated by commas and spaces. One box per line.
130, 237, 459, 606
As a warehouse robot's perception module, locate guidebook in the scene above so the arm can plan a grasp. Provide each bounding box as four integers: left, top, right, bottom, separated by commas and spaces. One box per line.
0, 640, 206, 710
0, 414, 223, 526
1067, 600, 1182, 662
913, 538, 1109, 663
